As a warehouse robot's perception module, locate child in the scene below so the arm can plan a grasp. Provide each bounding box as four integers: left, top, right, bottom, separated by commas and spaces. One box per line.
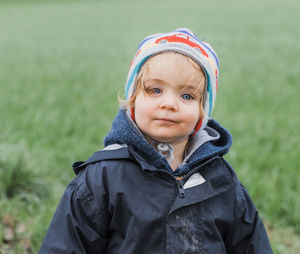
39, 28, 273, 253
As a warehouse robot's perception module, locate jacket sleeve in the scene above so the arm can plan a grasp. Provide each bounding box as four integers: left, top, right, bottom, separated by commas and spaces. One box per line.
39, 164, 110, 254
225, 184, 273, 254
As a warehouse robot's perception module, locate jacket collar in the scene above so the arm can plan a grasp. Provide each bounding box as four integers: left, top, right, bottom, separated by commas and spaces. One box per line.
104, 109, 232, 176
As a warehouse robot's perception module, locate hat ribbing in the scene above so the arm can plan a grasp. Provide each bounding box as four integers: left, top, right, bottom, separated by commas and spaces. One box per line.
125, 28, 219, 133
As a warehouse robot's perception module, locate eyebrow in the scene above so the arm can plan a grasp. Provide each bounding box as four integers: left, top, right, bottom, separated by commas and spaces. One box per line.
144, 77, 164, 83
178, 84, 198, 90
144, 78, 198, 88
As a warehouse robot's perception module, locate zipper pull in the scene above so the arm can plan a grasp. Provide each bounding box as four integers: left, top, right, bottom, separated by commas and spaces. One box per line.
177, 180, 185, 198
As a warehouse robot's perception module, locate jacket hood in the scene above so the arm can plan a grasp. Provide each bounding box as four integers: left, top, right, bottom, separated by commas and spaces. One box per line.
104, 109, 232, 176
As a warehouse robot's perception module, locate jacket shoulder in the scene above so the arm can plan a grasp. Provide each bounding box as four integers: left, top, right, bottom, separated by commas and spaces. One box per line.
72, 144, 134, 175
198, 157, 239, 189
215, 159, 259, 217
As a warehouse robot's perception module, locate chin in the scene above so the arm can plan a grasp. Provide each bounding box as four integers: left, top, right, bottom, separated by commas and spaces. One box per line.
152, 135, 183, 143
155, 138, 174, 143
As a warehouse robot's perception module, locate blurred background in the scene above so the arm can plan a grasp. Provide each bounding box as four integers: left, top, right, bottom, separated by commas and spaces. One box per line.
0, 0, 299, 253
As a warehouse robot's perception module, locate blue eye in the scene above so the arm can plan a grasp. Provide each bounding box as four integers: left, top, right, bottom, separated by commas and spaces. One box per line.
152, 88, 161, 94
181, 94, 193, 100
145, 86, 162, 94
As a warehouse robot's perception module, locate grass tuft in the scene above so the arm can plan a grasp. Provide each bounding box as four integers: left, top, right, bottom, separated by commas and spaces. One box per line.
0, 144, 48, 200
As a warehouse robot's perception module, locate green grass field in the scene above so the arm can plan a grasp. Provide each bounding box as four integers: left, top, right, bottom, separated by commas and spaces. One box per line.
0, 0, 299, 253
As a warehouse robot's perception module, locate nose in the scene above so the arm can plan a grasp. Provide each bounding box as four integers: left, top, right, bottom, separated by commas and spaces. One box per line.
159, 94, 178, 111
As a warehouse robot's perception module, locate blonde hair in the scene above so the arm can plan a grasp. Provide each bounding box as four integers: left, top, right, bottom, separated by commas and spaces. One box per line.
119, 52, 206, 118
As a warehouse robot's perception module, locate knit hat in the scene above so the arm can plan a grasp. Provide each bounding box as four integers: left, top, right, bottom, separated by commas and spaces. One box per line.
125, 28, 219, 134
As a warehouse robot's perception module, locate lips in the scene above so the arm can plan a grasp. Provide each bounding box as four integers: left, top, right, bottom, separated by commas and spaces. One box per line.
154, 118, 177, 124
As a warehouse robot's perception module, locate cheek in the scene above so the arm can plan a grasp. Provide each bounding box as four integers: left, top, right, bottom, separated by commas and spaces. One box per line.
134, 106, 145, 123
134, 107, 152, 134
133, 95, 150, 124
190, 113, 201, 126
185, 106, 201, 126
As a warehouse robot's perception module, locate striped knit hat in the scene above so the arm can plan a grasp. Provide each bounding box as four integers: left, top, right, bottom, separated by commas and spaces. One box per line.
125, 28, 219, 134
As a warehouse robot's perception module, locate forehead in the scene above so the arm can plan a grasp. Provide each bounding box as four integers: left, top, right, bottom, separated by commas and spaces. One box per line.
143, 52, 204, 84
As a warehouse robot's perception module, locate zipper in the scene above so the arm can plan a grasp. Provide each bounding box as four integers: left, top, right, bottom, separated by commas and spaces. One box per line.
181, 155, 220, 184
158, 155, 220, 199
177, 180, 185, 198
158, 168, 186, 198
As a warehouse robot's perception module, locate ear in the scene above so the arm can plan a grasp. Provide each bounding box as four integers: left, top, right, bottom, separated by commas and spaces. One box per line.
192, 117, 203, 137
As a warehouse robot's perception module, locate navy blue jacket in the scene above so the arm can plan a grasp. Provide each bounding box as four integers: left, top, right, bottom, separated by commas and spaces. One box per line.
39, 110, 273, 253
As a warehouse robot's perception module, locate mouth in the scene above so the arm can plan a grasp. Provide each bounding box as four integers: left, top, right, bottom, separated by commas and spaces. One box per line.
154, 118, 177, 124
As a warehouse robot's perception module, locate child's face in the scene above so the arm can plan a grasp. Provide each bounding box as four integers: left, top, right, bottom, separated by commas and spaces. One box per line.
133, 53, 205, 144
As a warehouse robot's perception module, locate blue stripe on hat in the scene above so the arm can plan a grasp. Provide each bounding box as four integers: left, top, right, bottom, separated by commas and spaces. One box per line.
125, 56, 151, 99
205, 70, 213, 117
199, 42, 219, 69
